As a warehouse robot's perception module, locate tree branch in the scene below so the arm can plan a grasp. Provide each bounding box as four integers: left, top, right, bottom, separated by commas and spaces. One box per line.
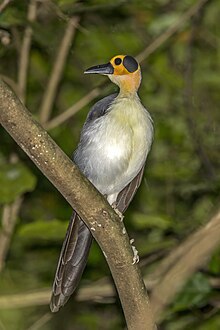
0, 1, 37, 273
45, 0, 210, 131
27, 312, 52, 330
0, 0, 12, 13
150, 210, 220, 320
1, 208, 219, 325
183, 16, 216, 180
17, 0, 37, 103
0, 197, 23, 272
0, 80, 155, 329
39, 16, 80, 124
0, 74, 19, 96
137, 0, 209, 63
45, 87, 100, 130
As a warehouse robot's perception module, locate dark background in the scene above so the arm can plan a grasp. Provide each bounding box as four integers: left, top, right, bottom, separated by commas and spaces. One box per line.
0, 0, 219, 329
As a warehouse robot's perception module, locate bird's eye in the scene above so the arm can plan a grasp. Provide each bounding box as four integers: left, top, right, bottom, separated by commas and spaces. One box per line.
114, 58, 122, 65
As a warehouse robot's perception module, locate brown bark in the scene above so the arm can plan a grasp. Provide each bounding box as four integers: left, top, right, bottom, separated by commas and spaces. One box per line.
0, 79, 155, 330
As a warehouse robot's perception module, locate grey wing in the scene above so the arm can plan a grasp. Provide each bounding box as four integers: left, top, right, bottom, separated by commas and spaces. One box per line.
85, 93, 117, 123
50, 164, 145, 313
51, 94, 118, 312
50, 211, 92, 312
116, 165, 145, 214
52, 92, 138, 312
73, 93, 118, 176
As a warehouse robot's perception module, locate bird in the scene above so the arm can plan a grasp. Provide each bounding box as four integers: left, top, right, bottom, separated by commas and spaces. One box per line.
50, 54, 154, 312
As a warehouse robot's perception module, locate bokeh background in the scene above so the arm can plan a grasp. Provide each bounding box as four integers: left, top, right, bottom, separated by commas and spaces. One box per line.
0, 0, 220, 329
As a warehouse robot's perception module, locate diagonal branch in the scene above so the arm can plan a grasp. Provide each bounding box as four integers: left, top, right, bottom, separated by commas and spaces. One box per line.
0, 208, 220, 324
0, 0, 12, 13
45, 0, 209, 131
0, 0, 37, 274
0, 74, 19, 95
45, 87, 100, 130
1, 208, 220, 326
183, 16, 216, 180
27, 312, 52, 330
0, 80, 155, 330
137, 0, 209, 63
39, 16, 80, 124
150, 210, 220, 320
18, 0, 37, 103
0, 197, 23, 272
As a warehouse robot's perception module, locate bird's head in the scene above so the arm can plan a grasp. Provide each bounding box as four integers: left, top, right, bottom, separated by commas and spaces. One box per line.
84, 55, 141, 95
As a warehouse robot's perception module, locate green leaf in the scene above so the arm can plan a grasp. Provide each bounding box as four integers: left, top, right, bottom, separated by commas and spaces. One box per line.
197, 315, 220, 330
0, 7, 26, 28
137, 233, 176, 255
0, 162, 37, 203
208, 249, 220, 275
173, 273, 211, 312
131, 212, 172, 230
18, 219, 68, 242
148, 13, 180, 35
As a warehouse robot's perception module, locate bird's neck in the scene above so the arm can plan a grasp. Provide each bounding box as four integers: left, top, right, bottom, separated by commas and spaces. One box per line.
110, 70, 142, 97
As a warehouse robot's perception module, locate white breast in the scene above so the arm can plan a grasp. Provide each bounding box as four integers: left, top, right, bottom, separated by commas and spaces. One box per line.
111, 96, 153, 192
75, 95, 153, 196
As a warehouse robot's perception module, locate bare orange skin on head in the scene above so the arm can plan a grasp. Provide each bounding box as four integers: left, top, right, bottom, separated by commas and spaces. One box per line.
109, 55, 141, 95
110, 55, 129, 75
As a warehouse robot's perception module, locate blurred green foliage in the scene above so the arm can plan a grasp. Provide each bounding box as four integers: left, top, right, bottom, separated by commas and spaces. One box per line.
0, 162, 36, 203
0, 0, 220, 329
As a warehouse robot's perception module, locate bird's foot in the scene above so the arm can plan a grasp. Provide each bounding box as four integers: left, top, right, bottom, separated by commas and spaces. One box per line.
130, 238, 139, 264
111, 202, 124, 221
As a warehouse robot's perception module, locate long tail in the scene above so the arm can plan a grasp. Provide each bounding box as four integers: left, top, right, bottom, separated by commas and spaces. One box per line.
50, 211, 93, 312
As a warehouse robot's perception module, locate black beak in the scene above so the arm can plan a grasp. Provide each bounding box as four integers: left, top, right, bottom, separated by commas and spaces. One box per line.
84, 62, 114, 75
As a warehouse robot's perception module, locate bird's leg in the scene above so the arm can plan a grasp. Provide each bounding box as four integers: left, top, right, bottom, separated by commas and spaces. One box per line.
130, 238, 139, 264
111, 202, 124, 221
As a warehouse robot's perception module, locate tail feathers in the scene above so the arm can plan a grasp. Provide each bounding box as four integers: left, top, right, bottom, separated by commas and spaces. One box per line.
50, 211, 92, 312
